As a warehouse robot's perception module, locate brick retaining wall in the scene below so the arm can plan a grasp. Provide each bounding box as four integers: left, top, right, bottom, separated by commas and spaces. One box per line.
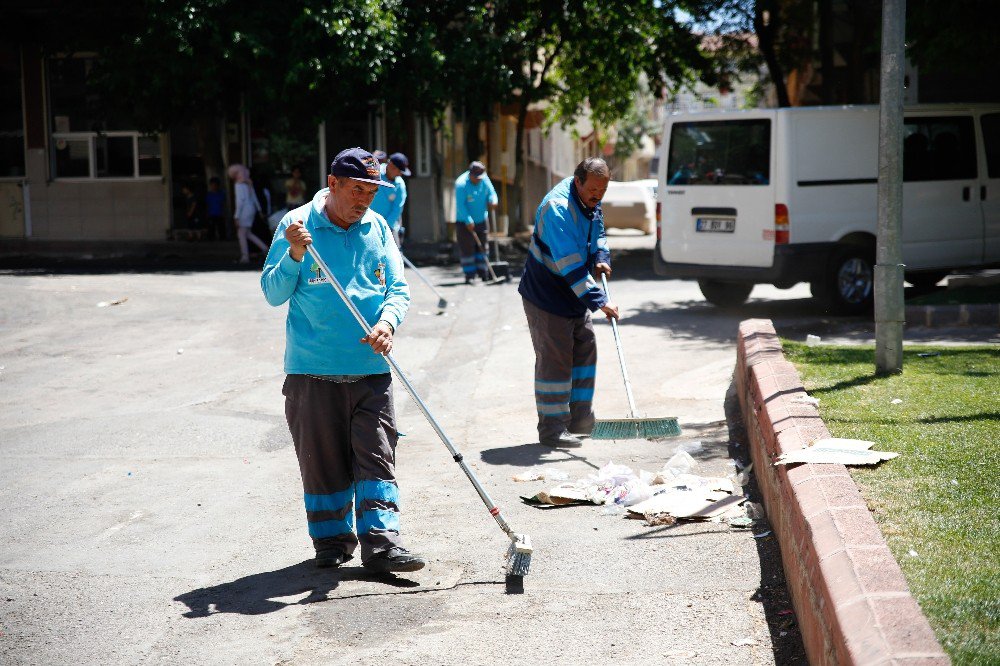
735, 319, 949, 665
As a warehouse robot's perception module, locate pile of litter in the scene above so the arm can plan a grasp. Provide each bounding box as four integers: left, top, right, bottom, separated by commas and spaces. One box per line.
517, 441, 753, 525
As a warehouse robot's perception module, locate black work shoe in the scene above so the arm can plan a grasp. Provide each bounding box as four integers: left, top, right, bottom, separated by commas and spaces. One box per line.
315, 549, 353, 568
539, 431, 583, 448
363, 547, 427, 573
464, 274, 475, 285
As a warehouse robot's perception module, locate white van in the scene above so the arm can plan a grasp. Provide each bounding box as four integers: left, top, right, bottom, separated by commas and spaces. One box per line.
654, 104, 1000, 312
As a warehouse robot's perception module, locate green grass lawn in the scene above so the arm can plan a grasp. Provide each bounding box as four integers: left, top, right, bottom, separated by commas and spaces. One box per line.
784, 342, 1000, 665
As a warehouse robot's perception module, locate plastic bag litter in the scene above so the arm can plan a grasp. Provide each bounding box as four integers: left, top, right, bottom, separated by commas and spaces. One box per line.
806, 334, 821, 346
543, 461, 657, 508
728, 460, 753, 487
660, 451, 697, 478
673, 440, 703, 455
745, 502, 765, 520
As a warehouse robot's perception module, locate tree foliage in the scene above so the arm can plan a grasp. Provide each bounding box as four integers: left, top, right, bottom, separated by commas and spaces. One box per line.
6, 0, 720, 224
464, 0, 714, 226
905, 0, 1000, 75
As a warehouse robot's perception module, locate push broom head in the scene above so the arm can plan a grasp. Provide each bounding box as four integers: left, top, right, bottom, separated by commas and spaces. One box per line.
505, 533, 533, 576
591, 417, 682, 440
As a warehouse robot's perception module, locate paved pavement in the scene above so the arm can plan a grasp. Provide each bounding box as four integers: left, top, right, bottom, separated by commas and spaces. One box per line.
1, 232, 993, 665
0, 237, 800, 665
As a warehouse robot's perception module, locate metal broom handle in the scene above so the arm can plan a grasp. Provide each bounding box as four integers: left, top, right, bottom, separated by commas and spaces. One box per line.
305, 245, 518, 540
601, 273, 639, 419
400, 253, 445, 300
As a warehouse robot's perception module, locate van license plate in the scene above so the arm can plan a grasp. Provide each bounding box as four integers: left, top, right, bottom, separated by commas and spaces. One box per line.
696, 217, 735, 233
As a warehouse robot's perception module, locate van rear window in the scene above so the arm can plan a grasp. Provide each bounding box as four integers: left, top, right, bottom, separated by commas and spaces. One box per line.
667, 120, 770, 185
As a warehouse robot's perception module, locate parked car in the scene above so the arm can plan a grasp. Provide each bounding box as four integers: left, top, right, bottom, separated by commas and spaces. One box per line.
602, 179, 656, 234
655, 104, 1000, 312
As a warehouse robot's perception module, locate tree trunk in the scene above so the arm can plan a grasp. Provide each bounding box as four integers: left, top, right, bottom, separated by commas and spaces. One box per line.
754, 1, 790, 107
510, 96, 530, 234
195, 116, 226, 186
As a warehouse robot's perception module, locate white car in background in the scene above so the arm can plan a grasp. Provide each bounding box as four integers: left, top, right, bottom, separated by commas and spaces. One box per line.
602, 179, 657, 234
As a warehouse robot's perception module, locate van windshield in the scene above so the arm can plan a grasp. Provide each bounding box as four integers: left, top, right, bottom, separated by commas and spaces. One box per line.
667, 120, 770, 185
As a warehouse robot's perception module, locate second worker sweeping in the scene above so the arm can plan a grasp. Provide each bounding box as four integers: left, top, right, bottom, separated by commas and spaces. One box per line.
454, 161, 499, 283
518, 157, 619, 448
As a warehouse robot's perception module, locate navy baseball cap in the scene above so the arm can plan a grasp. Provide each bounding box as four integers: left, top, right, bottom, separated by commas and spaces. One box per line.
388, 152, 412, 177
469, 161, 486, 176
329, 147, 393, 187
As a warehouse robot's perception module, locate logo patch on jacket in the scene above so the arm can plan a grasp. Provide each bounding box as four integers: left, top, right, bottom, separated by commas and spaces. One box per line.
307, 262, 329, 284
374, 261, 386, 287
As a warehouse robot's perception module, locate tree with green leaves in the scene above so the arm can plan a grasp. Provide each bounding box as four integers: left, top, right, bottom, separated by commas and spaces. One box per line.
6, 0, 720, 229
468, 0, 713, 229
4, 0, 407, 184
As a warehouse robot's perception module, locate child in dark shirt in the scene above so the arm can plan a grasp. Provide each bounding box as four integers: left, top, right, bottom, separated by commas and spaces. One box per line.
205, 177, 227, 240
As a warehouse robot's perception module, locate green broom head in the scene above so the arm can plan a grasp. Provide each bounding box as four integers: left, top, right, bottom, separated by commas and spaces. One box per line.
505, 533, 533, 576
591, 417, 681, 440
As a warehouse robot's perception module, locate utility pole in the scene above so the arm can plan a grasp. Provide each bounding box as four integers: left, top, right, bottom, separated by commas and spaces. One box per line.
875, 0, 906, 374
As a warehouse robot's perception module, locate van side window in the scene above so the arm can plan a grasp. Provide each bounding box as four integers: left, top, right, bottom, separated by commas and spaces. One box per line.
903, 116, 976, 181
980, 113, 1000, 179
667, 120, 770, 186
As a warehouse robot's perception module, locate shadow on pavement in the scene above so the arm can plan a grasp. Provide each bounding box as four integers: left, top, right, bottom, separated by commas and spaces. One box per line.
724, 379, 809, 665
173, 560, 419, 618
479, 441, 601, 471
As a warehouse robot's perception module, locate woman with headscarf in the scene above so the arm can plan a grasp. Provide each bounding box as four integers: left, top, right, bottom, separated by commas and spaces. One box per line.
227, 163, 270, 264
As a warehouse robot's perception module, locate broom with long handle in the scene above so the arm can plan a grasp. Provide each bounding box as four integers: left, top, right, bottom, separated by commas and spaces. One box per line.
591, 273, 681, 440
400, 253, 448, 310
306, 245, 532, 576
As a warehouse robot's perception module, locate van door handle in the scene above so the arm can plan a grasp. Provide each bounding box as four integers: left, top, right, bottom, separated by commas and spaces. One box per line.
982, 185, 987, 201
963, 186, 970, 201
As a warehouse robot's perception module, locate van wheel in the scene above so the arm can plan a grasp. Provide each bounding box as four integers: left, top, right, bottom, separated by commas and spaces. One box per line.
815, 244, 875, 314
698, 280, 753, 307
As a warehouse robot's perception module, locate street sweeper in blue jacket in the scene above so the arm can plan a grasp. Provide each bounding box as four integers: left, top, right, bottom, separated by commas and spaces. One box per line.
518, 157, 619, 448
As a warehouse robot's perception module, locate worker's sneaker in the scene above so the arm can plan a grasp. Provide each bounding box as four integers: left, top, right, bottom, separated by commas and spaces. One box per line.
464, 274, 475, 285
315, 549, 353, 568
363, 547, 427, 574
539, 430, 582, 448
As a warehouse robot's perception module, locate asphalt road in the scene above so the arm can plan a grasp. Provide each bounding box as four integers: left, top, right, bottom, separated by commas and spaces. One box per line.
2, 235, 992, 665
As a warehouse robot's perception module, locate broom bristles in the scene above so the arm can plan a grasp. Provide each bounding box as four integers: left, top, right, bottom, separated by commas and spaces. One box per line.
591, 417, 681, 440
505, 534, 533, 576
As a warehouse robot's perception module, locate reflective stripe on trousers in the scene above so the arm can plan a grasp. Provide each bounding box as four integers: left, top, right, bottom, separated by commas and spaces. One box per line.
282, 373, 404, 560
456, 222, 489, 276
522, 297, 597, 440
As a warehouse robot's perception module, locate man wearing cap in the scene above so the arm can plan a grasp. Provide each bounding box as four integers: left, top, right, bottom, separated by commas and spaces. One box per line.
370, 152, 411, 248
261, 147, 426, 573
519, 157, 619, 448
454, 161, 498, 283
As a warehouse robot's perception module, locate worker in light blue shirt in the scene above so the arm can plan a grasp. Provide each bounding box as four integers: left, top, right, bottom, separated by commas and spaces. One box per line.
261, 147, 426, 575
369, 152, 411, 248
454, 161, 498, 283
